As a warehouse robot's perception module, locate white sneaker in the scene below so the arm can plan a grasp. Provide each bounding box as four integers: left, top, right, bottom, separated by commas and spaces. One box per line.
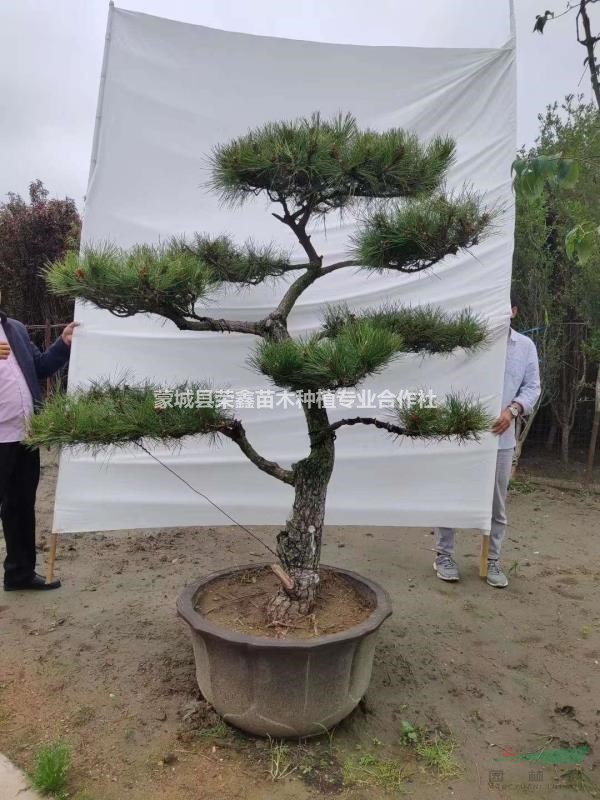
486, 560, 508, 588
433, 554, 460, 581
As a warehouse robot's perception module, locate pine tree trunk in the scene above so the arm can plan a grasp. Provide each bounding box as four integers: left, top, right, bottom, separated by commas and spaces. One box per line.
267, 405, 334, 625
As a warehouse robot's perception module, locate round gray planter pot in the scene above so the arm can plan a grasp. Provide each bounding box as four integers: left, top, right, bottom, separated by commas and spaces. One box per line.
177, 563, 392, 738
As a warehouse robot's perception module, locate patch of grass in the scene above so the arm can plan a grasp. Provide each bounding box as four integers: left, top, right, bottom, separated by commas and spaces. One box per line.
400, 720, 419, 745
415, 737, 461, 779
508, 560, 521, 576
509, 477, 534, 494
29, 741, 71, 797
194, 719, 231, 742
400, 721, 462, 779
313, 722, 336, 753
343, 753, 406, 792
268, 738, 297, 781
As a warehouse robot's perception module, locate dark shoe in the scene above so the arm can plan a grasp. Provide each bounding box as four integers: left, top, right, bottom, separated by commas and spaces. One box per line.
4, 573, 61, 591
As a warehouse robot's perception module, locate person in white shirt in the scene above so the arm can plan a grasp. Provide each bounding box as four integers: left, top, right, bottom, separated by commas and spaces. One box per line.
434, 296, 541, 588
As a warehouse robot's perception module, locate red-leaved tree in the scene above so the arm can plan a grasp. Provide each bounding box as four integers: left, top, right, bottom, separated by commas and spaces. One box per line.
0, 180, 81, 327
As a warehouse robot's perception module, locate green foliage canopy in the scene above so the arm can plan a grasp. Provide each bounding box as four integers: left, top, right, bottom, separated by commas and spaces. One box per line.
35, 113, 494, 457
210, 112, 456, 214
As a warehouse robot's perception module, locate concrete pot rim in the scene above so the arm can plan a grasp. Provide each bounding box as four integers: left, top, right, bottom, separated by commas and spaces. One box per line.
177, 563, 392, 651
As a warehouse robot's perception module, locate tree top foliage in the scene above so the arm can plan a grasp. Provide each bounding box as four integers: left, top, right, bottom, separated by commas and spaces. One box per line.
210, 112, 456, 215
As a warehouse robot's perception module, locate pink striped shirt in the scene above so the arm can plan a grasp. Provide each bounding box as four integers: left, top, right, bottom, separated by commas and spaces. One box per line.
0, 322, 34, 443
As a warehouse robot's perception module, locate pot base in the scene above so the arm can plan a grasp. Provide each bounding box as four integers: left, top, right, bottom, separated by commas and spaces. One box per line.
177, 564, 392, 737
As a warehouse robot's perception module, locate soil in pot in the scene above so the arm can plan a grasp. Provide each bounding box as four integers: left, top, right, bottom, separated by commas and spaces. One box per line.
194, 565, 375, 639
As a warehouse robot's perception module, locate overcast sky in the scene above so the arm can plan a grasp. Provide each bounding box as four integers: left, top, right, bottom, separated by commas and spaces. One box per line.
1, 0, 597, 207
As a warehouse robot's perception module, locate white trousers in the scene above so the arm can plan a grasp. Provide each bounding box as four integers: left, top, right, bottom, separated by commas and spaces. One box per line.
436, 447, 513, 561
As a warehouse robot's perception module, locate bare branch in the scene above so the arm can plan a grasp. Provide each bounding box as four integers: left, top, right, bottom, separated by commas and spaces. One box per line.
538, 1, 600, 109
169, 312, 263, 336
160, 259, 359, 336
221, 420, 295, 484
320, 259, 360, 276
327, 416, 406, 437
157, 305, 262, 336
273, 259, 360, 322
577, 0, 600, 108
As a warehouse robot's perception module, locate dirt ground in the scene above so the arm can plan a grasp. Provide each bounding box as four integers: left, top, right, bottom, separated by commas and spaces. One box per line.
1, 454, 599, 800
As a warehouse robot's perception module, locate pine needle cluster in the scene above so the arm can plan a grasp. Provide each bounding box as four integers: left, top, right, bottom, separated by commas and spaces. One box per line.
210, 112, 455, 213
46, 243, 215, 319
393, 394, 491, 441
322, 304, 488, 353
27, 382, 230, 450
251, 319, 405, 391
353, 191, 492, 272
189, 235, 292, 284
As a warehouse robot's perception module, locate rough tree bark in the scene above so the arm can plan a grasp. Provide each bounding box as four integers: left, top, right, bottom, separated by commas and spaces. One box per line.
266, 404, 335, 625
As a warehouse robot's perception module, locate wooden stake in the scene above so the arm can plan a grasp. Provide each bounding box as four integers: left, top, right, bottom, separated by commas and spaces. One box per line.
46, 532, 58, 583
269, 563, 295, 591
479, 534, 490, 578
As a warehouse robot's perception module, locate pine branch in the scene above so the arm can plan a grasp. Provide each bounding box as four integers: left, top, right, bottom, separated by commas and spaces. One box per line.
46, 243, 215, 320
250, 319, 405, 391
273, 205, 322, 265
26, 382, 232, 450
28, 383, 295, 486
328, 416, 405, 437
324, 395, 491, 443
221, 420, 295, 485
274, 259, 360, 321
393, 394, 492, 441
353, 191, 493, 273
322, 304, 488, 353
188, 235, 300, 284
46, 240, 283, 336
165, 311, 263, 336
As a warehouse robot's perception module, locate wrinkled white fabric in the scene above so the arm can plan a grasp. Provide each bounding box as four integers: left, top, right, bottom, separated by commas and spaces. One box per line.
53, 6, 516, 534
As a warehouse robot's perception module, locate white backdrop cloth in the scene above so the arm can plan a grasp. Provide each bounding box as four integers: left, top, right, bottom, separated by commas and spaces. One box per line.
53, 5, 516, 534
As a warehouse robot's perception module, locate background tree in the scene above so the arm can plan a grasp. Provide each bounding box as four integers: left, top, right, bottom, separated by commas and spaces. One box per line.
534, 1, 600, 109
530, 0, 600, 471
29, 114, 493, 623
0, 180, 80, 328
513, 97, 600, 465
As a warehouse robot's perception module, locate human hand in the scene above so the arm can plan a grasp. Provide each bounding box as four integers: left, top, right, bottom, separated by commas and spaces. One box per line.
61, 321, 80, 346
491, 408, 513, 436
0, 341, 10, 360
